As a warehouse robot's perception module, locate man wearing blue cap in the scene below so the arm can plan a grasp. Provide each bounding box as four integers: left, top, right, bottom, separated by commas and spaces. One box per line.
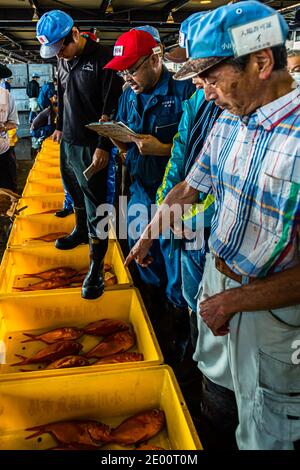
26, 72, 40, 131
126, 1, 300, 450
36, 10, 122, 299
104, 28, 195, 365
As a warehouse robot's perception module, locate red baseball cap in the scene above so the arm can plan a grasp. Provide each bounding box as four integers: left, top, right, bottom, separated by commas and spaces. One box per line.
104, 29, 159, 71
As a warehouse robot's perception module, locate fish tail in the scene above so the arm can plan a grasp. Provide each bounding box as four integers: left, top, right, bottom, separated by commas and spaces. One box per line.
25, 426, 45, 440
10, 354, 28, 366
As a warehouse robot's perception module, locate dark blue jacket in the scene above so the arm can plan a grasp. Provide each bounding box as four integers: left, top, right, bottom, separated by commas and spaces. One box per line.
116, 67, 195, 200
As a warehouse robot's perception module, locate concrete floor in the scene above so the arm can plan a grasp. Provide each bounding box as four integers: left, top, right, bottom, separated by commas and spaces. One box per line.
0, 139, 34, 262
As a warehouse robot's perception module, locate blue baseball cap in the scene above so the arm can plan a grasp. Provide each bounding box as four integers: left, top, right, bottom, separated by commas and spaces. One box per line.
36, 10, 74, 59
174, 0, 289, 80
32, 73, 40, 78
165, 12, 206, 63
134, 25, 161, 44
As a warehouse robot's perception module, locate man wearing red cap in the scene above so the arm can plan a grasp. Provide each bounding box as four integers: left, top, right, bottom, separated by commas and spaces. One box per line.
104, 29, 195, 364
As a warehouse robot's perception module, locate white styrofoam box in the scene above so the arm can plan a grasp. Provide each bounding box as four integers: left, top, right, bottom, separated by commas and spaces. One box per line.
7, 64, 28, 77
11, 76, 28, 88
18, 112, 30, 126
28, 64, 53, 78
10, 88, 28, 101
16, 127, 31, 139
15, 100, 30, 112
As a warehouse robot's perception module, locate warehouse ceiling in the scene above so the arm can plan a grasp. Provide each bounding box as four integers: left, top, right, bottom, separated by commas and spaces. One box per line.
0, 0, 299, 63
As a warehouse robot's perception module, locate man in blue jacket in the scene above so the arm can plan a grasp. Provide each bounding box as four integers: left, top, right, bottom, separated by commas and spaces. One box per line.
37, 78, 57, 110
104, 29, 195, 362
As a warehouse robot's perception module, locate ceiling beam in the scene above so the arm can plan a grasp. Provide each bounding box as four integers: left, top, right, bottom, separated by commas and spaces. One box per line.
162, 0, 190, 14
99, 0, 110, 16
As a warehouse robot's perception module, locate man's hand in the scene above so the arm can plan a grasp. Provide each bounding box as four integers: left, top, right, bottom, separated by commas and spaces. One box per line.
124, 238, 154, 268
92, 148, 109, 172
200, 291, 235, 336
130, 135, 171, 156
52, 130, 62, 143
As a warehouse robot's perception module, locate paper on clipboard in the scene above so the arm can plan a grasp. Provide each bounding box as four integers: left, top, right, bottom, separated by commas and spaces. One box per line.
85, 121, 139, 143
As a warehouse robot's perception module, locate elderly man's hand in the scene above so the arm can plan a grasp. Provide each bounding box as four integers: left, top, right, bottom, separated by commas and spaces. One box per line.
131, 134, 171, 156
200, 291, 236, 336
125, 238, 154, 268
92, 148, 109, 172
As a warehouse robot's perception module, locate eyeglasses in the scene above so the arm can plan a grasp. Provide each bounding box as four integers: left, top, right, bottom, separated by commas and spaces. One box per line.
117, 55, 150, 78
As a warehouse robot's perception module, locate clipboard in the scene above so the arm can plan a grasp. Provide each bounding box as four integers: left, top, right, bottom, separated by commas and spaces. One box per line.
85, 121, 139, 143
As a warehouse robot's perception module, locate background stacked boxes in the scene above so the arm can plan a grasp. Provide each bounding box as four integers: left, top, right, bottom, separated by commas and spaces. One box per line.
0, 138, 202, 450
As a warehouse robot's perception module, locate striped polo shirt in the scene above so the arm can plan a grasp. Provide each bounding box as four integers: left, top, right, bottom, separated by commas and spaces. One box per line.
186, 88, 300, 277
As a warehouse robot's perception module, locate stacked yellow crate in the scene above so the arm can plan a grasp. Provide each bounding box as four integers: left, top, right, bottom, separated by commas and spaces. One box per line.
0, 137, 202, 450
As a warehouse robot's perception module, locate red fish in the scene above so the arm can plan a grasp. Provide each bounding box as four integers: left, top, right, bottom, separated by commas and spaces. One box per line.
104, 272, 117, 286
136, 444, 165, 450
25, 420, 111, 447
84, 319, 129, 337
85, 331, 135, 359
14, 277, 72, 291
94, 352, 143, 365
20, 267, 77, 280
21, 327, 83, 344
110, 409, 165, 445
11, 341, 83, 366
45, 355, 89, 370
28, 232, 69, 242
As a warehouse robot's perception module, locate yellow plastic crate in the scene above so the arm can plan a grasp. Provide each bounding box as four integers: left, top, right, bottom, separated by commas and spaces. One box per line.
0, 241, 132, 294
0, 365, 201, 450
16, 194, 65, 216
34, 154, 59, 165
38, 147, 59, 157
7, 213, 75, 246
31, 158, 60, 170
28, 167, 61, 180
8, 213, 116, 246
40, 138, 59, 151
22, 178, 64, 196
0, 288, 163, 378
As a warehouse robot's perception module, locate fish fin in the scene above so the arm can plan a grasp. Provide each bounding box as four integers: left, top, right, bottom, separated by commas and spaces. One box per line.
25, 427, 45, 440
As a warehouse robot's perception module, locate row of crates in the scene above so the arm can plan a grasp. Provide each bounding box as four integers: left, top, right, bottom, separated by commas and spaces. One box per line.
0, 137, 202, 450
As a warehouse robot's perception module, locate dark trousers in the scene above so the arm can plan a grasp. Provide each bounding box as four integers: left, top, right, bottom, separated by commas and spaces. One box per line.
0, 148, 17, 192
60, 140, 108, 238
201, 375, 238, 449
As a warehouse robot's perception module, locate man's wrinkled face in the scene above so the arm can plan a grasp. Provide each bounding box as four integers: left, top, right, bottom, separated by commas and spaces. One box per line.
198, 62, 257, 116
119, 55, 156, 94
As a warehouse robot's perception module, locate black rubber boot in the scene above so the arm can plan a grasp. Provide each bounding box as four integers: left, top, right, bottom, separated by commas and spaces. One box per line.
54, 207, 74, 218
55, 207, 88, 250
81, 238, 107, 300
